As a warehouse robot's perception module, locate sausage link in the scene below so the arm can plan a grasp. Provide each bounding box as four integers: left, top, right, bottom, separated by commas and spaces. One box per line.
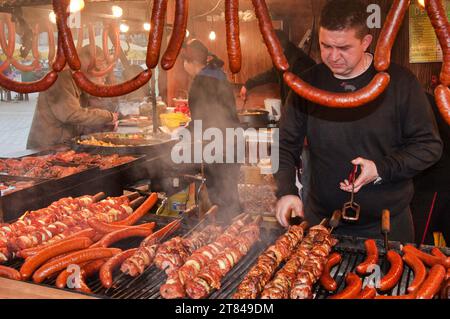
95, 227, 153, 248
53, 0, 81, 71
225, 0, 242, 73
358, 286, 377, 299
251, 0, 289, 71
32, 247, 121, 283
403, 252, 427, 294
20, 237, 93, 280
379, 250, 403, 291
0, 16, 15, 57
356, 239, 379, 275
375, 293, 416, 299
0, 71, 58, 93
431, 247, 450, 268
402, 244, 448, 268
329, 273, 362, 299
161, 0, 188, 70
320, 252, 342, 291
72, 69, 152, 97
87, 219, 155, 234
146, 0, 168, 68
283, 71, 391, 108
425, 0, 450, 86
100, 248, 138, 288
416, 264, 446, 299
435, 85, 450, 126
0, 265, 21, 281
52, 32, 67, 72
374, 0, 410, 72
9, 24, 40, 72
112, 193, 158, 226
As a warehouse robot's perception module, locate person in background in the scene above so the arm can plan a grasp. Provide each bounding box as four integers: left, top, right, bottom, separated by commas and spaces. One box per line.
411, 92, 450, 245
240, 29, 316, 110
182, 38, 242, 223
27, 45, 118, 149
275, 0, 442, 242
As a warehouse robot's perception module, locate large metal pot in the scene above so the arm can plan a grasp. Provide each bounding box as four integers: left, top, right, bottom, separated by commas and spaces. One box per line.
237, 109, 270, 128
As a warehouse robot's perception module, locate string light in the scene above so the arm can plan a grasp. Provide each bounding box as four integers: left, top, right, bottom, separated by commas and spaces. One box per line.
112, 5, 123, 18
69, 0, 85, 13
209, 31, 216, 41
120, 23, 130, 33
49, 11, 57, 24
143, 22, 151, 31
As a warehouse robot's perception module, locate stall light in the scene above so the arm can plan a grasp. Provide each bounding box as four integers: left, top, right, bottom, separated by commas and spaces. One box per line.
186, 29, 190, 38
69, 0, 85, 13
112, 5, 123, 18
120, 23, 130, 33
49, 11, 57, 24
143, 22, 151, 31
209, 31, 216, 41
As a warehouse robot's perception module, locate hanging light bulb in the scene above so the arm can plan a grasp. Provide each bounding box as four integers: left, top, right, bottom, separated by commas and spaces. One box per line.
120, 23, 130, 33
69, 0, 85, 13
186, 29, 190, 38
417, 0, 425, 7
49, 11, 57, 24
112, 5, 123, 18
143, 22, 151, 31
209, 31, 216, 41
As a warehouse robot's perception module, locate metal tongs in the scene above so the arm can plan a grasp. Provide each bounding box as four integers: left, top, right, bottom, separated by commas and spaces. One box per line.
342, 165, 361, 221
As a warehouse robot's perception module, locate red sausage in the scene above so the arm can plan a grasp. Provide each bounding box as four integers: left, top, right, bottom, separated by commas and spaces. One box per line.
403, 252, 427, 294
112, 193, 158, 226
146, 0, 168, 69
425, 0, 450, 86
95, 227, 154, 248
225, 0, 242, 74
52, 32, 67, 72
283, 71, 391, 108
402, 245, 448, 268
0, 265, 21, 281
435, 85, 450, 126
358, 286, 377, 299
320, 252, 342, 291
72, 69, 152, 97
374, 0, 410, 72
356, 239, 379, 275
251, 0, 289, 72
53, 0, 81, 71
99, 248, 138, 288
0, 71, 58, 93
379, 250, 403, 291
0, 16, 16, 57
9, 24, 40, 72
416, 264, 446, 299
161, 0, 188, 70
329, 273, 362, 299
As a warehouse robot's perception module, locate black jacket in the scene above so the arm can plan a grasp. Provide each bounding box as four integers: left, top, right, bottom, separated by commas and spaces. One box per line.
276, 62, 443, 227
245, 43, 316, 105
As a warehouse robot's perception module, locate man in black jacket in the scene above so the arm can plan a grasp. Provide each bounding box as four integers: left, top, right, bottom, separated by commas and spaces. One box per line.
275, 0, 442, 242
240, 30, 316, 108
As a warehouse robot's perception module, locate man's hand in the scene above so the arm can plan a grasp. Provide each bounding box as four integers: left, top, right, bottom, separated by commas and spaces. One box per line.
239, 86, 248, 101
339, 157, 380, 193
275, 195, 304, 227
111, 112, 119, 131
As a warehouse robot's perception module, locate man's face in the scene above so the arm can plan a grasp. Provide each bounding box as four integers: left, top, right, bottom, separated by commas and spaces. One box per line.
319, 27, 372, 77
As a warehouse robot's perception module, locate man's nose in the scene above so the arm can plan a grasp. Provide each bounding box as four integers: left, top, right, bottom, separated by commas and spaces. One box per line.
330, 48, 340, 61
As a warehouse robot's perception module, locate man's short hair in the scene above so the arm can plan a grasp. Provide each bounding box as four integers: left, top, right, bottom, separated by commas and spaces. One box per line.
320, 0, 369, 39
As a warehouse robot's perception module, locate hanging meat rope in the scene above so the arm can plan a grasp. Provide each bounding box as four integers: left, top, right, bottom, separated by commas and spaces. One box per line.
425, 0, 450, 125
0, 14, 59, 93
53, 0, 152, 97
280, 0, 412, 108
146, 0, 168, 69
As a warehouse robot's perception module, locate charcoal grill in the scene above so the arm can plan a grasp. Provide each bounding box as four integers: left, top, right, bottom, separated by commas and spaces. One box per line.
2, 221, 449, 299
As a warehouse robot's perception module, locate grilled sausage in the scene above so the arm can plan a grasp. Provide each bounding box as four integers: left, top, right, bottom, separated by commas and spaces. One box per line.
225, 0, 242, 73
52, 33, 67, 72
32, 248, 121, 283
0, 265, 21, 281
283, 71, 390, 108
403, 252, 427, 294
251, 0, 289, 71
435, 85, 450, 126
71, 69, 152, 97
99, 248, 138, 288
0, 71, 58, 93
161, 0, 188, 70
146, 0, 168, 69
112, 193, 158, 226
95, 227, 154, 248
320, 252, 342, 291
356, 239, 379, 275
87, 219, 155, 234
358, 286, 377, 299
379, 250, 403, 291
416, 264, 446, 299
374, 0, 410, 71
402, 245, 449, 268
329, 273, 362, 299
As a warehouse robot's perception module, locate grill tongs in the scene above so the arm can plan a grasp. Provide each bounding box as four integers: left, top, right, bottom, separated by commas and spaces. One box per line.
342, 165, 361, 221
